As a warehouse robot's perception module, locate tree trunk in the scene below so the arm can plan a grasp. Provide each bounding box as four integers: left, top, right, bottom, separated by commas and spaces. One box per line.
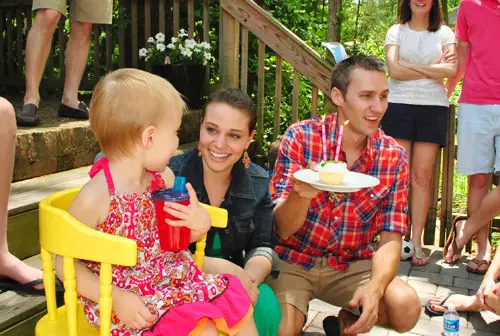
327, 0, 342, 42
441, 0, 449, 24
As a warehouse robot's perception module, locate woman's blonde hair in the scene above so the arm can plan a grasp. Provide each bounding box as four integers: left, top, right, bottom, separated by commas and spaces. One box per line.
89, 68, 184, 159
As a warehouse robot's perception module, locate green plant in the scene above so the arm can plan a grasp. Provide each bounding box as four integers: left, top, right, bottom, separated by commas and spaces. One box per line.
139, 29, 215, 66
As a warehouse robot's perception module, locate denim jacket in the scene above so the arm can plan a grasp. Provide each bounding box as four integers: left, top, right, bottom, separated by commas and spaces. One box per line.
168, 149, 279, 277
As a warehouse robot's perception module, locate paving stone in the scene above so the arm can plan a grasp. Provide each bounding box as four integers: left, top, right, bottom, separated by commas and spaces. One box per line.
438, 261, 469, 278
359, 326, 390, 335
303, 326, 326, 335
310, 312, 330, 330
306, 310, 320, 328
417, 292, 434, 307
409, 270, 454, 287
398, 261, 412, 277
430, 311, 468, 329
428, 248, 444, 261
457, 327, 500, 336
408, 280, 437, 295
435, 285, 469, 297
467, 311, 500, 333
308, 299, 341, 315
387, 331, 420, 335
453, 277, 482, 291
408, 318, 444, 335
419, 306, 431, 320
410, 260, 441, 274
468, 272, 485, 281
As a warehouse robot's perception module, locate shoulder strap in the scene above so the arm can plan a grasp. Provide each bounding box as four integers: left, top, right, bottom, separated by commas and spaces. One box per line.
89, 157, 115, 192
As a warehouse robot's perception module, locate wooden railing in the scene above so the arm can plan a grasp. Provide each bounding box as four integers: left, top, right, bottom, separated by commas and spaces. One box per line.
219, 0, 333, 151
0, 0, 211, 90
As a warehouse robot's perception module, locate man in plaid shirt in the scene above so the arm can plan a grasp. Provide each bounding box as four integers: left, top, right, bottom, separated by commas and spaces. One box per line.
268, 56, 420, 335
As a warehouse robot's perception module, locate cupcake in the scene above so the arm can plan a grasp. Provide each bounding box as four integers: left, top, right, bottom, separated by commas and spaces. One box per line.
317, 161, 347, 185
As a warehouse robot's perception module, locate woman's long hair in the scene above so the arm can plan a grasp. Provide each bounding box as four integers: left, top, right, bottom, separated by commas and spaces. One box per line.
399, 0, 443, 32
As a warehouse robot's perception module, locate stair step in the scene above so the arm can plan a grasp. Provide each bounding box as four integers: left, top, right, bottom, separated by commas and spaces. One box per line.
7, 94, 202, 182
0, 255, 46, 336
7, 141, 198, 261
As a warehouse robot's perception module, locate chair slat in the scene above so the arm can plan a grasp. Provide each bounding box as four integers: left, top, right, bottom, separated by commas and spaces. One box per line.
63, 256, 78, 336
99, 263, 113, 336
41, 247, 57, 321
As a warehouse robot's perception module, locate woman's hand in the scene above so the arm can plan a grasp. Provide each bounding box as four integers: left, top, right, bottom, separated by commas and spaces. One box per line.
164, 183, 211, 238
112, 288, 156, 330
476, 276, 498, 312
440, 49, 457, 64
233, 265, 260, 306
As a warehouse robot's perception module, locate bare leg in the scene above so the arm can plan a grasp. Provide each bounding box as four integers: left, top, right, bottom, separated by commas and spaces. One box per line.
394, 139, 412, 165
277, 304, 305, 336
467, 174, 492, 266
0, 98, 43, 286
199, 320, 220, 336
409, 142, 440, 265
24, 9, 61, 106
235, 315, 258, 336
61, 21, 92, 109
375, 278, 421, 333
427, 294, 481, 314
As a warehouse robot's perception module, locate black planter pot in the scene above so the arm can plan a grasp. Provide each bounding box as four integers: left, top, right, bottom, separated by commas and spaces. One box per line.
152, 64, 205, 109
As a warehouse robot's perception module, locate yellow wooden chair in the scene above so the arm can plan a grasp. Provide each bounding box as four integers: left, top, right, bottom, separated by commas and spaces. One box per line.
35, 187, 228, 336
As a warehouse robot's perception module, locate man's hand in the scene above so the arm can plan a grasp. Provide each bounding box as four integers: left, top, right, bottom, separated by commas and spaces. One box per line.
291, 175, 321, 199
345, 282, 383, 334
112, 288, 156, 330
164, 182, 211, 240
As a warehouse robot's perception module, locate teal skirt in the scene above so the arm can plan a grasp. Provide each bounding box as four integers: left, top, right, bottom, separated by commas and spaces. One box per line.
212, 233, 281, 336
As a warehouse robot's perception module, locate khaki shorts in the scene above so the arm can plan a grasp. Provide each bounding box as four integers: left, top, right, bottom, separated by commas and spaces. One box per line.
267, 257, 371, 317
33, 0, 113, 24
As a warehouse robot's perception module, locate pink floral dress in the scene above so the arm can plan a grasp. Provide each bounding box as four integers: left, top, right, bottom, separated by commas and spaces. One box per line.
79, 158, 252, 336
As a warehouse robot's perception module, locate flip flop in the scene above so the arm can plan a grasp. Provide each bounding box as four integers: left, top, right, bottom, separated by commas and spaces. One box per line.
323, 309, 359, 336
466, 258, 490, 275
0, 276, 64, 296
443, 216, 466, 264
425, 293, 453, 316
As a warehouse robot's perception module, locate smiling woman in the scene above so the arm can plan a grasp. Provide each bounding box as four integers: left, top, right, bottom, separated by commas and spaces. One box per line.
168, 88, 282, 336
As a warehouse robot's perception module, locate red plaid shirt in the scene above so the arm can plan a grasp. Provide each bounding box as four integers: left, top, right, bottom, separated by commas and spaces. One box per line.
272, 114, 409, 270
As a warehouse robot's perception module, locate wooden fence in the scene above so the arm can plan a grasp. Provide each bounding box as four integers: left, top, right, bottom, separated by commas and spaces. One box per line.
0, 0, 211, 90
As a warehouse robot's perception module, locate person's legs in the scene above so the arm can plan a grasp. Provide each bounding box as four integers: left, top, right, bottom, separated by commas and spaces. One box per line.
253, 283, 281, 336
409, 142, 440, 266
0, 98, 43, 285
319, 260, 420, 333
24, 8, 62, 107
60, 20, 92, 109
266, 260, 317, 336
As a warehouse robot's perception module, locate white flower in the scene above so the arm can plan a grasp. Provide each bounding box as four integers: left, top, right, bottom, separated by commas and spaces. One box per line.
155, 32, 165, 42
203, 59, 208, 66
185, 39, 196, 49
178, 28, 188, 37
171, 37, 178, 44
167, 43, 175, 49
181, 48, 193, 58
204, 52, 212, 60
139, 48, 148, 58
147, 37, 155, 43
156, 43, 166, 52
200, 42, 211, 50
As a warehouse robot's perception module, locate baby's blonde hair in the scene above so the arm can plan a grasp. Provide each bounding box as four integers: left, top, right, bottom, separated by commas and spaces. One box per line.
89, 68, 184, 159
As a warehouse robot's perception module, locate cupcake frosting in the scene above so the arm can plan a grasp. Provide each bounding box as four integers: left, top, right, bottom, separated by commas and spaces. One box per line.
317, 161, 347, 172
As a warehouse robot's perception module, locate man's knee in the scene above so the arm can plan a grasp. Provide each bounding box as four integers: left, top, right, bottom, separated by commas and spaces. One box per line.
70, 22, 93, 41
385, 280, 421, 332
34, 9, 61, 31
469, 173, 492, 190
0, 98, 16, 137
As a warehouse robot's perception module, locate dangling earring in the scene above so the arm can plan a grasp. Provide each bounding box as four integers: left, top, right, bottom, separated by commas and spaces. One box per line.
242, 150, 250, 169
197, 145, 202, 157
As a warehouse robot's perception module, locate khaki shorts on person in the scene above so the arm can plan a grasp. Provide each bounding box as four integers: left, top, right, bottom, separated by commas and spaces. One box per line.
33, 0, 113, 24
266, 257, 371, 317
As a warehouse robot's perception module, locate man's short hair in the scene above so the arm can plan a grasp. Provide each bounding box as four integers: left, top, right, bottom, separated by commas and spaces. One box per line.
330, 55, 386, 95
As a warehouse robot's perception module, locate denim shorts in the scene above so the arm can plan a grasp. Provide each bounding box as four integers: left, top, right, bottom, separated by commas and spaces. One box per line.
457, 103, 500, 175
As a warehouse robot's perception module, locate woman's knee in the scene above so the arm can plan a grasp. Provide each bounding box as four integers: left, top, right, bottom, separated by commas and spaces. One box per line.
70, 22, 93, 41
34, 9, 61, 32
0, 98, 16, 137
411, 165, 434, 189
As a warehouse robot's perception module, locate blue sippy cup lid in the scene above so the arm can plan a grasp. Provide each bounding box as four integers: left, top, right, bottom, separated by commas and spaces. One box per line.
151, 176, 189, 201
172, 176, 187, 193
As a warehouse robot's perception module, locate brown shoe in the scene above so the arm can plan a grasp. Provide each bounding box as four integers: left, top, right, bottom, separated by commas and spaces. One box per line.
57, 101, 89, 119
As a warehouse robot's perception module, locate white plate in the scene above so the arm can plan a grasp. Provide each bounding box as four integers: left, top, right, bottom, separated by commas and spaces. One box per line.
294, 169, 380, 193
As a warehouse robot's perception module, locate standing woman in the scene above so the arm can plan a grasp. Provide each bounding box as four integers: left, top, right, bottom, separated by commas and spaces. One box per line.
382, 0, 457, 265
169, 88, 281, 336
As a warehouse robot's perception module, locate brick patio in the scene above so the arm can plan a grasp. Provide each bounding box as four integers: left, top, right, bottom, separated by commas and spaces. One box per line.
302, 247, 500, 336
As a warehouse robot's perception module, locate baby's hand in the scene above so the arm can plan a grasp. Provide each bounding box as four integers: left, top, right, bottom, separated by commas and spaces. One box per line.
112, 288, 156, 330
164, 183, 211, 239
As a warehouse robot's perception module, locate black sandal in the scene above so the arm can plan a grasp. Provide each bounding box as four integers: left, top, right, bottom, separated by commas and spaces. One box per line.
0, 276, 64, 296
